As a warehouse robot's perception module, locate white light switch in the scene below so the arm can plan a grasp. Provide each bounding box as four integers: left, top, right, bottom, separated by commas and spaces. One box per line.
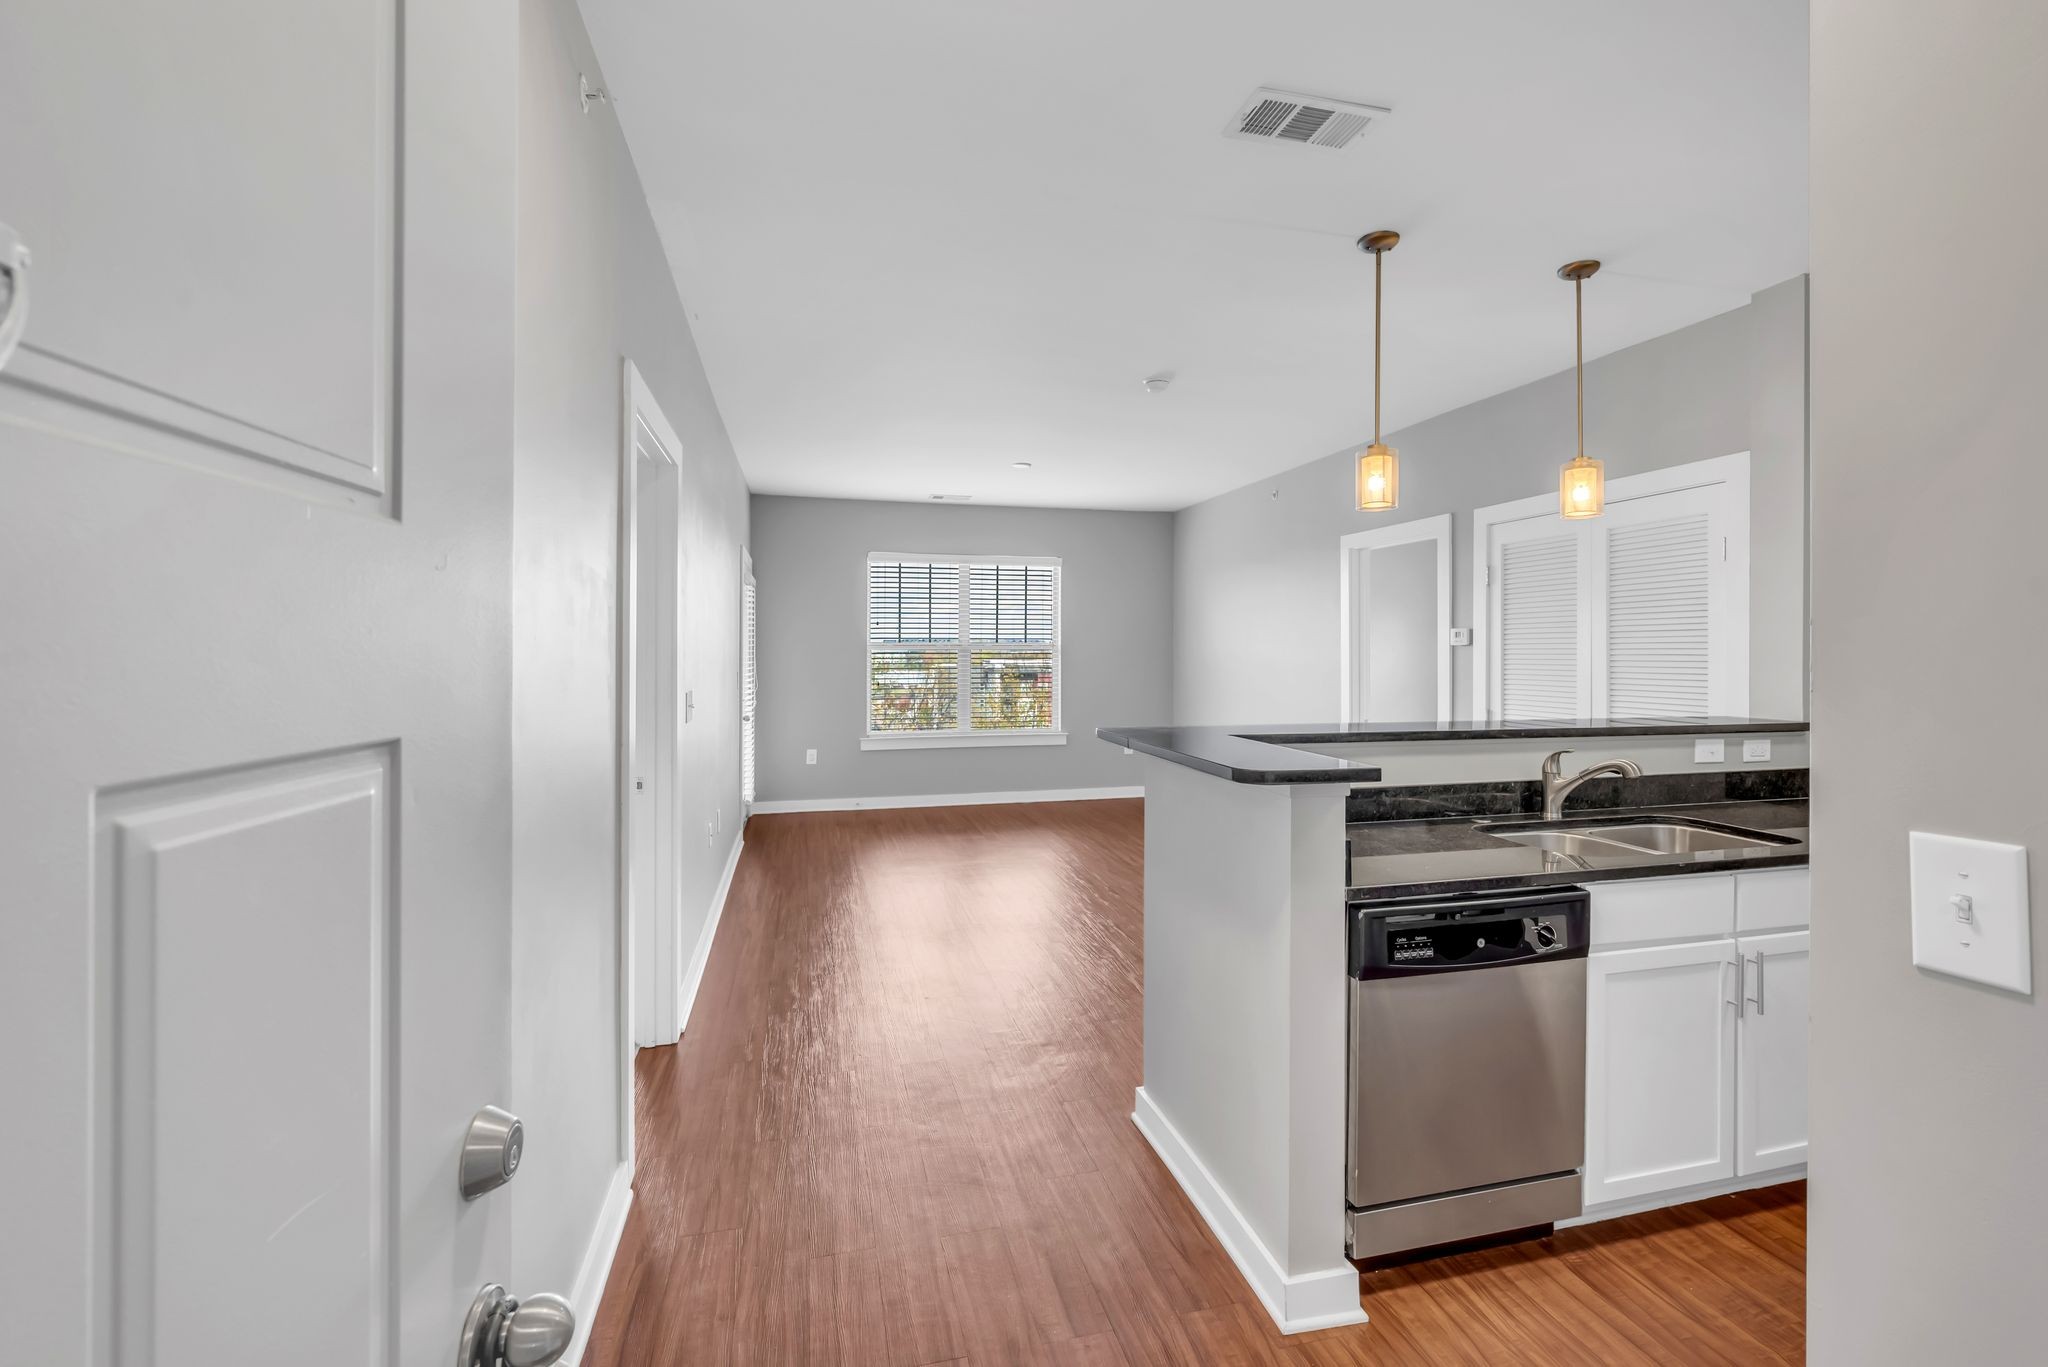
1910, 831, 2031, 993
1694, 738, 1725, 763
1449, 627, 1473, 647
805, 748, 817, 765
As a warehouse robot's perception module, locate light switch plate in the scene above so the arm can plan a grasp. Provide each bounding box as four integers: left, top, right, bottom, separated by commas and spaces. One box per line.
1742, 738, 1772, 763
1910, 831, 2032, 993
1449, 627, 1473, 647
1694, 738, 1725, 764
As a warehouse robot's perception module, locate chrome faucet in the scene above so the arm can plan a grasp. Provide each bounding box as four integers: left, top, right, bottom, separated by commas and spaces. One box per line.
1540, 749, 1643, 821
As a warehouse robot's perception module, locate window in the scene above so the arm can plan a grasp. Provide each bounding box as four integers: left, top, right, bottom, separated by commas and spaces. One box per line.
864, 553, 1064, 749
1473, 453, 1751, 721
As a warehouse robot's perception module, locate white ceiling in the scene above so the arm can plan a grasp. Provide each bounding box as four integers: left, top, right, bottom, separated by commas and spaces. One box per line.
578, 0, 1808, 511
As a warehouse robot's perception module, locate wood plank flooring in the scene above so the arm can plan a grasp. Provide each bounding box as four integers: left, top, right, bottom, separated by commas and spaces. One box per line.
586, 799, 1805, 1366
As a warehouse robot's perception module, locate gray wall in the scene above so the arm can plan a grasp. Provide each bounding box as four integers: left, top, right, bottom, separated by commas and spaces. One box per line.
1809, 3, 2048, 1361
510, 0, 750, 1297
1174, 277, 1809, 724
751, 495, 1170, 802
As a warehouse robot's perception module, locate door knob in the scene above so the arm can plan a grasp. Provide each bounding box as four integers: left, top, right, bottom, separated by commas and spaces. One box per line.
458, 1284, 575, 1367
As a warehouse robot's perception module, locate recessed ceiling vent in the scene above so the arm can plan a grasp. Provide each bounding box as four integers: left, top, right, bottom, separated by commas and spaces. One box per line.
1225, 87, 1388, 150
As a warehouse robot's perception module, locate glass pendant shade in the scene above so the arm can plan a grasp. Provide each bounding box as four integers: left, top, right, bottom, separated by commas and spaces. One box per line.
1559, 453, 1604, 519
1356, 443, 1399, 511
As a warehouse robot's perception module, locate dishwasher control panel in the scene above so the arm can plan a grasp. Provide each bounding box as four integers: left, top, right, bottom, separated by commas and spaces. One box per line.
1351, 889, 1589, 979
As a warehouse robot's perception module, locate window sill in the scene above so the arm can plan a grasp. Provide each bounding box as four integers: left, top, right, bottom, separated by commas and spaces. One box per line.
861, 731, 1069, 751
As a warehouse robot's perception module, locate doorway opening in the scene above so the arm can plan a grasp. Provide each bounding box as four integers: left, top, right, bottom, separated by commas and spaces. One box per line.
1339, 513, 1453, 724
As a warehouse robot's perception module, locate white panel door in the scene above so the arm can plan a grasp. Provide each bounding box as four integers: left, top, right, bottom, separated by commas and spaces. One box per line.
1585, 940, 1739, 1206
1737, 930, 1811, 1175
0, 2, 517, 1364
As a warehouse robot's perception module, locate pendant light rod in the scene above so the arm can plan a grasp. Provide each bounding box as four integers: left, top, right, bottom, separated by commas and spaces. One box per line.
1359, 230, 1400, 443
1558, 259, 1600, 458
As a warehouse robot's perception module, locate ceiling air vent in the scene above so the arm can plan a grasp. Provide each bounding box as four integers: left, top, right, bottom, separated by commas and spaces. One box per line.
1224, 87, 1388, 150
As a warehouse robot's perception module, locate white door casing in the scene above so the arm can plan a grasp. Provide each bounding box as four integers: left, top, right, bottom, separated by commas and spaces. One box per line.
0, 2, 518, 1364
623, 361, 687, 1054
1737, 930, 1811, 1175
1584, 939, 1740, 1206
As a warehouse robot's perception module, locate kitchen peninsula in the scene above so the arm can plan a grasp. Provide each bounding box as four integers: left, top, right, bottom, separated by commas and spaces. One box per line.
1096, 718, 1812, 1335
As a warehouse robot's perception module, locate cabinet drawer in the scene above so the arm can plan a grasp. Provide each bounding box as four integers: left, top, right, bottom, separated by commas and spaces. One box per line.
1590, 874, 1735, 948
1736, 867, 1810, 933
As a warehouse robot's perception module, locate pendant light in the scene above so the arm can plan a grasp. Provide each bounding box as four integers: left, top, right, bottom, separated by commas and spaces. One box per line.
1557, 259, 1604, 518
1354, 230, 1401, 511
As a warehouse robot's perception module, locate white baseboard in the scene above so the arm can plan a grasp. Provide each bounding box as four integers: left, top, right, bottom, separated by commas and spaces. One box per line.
1562, 1163, 1807, 1228
561, 1160, 634, 1367
751, 785, 1141, 814
1131, 1087, 1368, 1336
677, 832, 743, 1034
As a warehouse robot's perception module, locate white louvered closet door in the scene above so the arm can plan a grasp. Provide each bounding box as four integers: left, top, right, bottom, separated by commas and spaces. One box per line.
1591, 481, 1746, 717
1479, 465, 1750, 723
1491, 520, 1593, 720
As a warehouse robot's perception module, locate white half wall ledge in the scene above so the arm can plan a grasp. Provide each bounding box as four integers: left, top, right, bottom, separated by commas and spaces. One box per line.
751, 785, 1142, 814
1132, 1087, 1369, 1336
561, 1160, 633, 1367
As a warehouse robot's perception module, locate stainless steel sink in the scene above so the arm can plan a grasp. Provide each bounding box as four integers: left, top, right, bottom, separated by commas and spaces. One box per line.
1486, 828, 1646, 857
1482, 816, 1794, 858
1589, 821, 1792, 854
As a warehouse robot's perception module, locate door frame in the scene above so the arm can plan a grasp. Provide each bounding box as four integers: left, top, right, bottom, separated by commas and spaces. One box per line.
1338, 513, 1453, 723
617, 360, 687, 1160
1469, 451, 1751, 722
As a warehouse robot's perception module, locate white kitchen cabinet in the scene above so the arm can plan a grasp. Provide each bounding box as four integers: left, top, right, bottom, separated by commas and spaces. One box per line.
1585, 938, 1739, 1205
1737, 930, 1810, 1174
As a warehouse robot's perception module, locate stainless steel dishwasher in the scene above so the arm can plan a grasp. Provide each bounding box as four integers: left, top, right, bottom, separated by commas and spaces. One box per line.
1346, 885, 1590, 1261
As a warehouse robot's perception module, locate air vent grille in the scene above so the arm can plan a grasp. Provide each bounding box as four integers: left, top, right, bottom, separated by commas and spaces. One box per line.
1226, 87, 1388, 151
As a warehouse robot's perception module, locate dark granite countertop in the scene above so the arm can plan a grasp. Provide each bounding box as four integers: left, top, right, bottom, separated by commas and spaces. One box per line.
1097, 718, 1809, 786
1348, 798, 1809, 899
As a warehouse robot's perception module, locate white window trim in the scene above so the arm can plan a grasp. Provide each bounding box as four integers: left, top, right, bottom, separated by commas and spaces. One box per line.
1337, 513, 1453, 724
865, 551, 1064, 746
1470, 452, 1751, 722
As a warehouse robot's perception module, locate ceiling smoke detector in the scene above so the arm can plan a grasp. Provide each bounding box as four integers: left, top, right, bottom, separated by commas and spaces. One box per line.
1143, 373, 1174, 394
1224, 87, 1388, 151
927, 493, 973, 502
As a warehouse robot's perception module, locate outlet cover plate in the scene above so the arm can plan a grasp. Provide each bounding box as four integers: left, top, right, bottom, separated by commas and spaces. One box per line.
1910, 831, 2032, 993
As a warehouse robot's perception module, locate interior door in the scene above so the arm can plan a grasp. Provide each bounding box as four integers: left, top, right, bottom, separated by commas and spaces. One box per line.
1737, 930, 1811, 1175
1584, 940, 1739, 1206
0, 3, 517, 1364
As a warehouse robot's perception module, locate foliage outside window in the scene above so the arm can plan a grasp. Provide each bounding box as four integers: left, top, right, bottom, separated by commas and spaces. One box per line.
867, 556, 1060, 738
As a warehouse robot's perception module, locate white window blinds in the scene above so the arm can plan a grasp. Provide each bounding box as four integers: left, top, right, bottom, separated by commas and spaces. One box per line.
868, 555, 1060, 737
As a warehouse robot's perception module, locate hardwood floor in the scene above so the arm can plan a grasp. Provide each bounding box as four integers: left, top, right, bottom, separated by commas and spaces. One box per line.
586, 800, 1805, 1366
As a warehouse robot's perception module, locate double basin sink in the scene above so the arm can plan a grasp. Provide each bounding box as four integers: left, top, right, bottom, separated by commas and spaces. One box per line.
1477, 815, 1796, 859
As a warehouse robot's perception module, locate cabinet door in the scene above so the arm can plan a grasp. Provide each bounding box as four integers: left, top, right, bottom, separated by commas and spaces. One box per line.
1737, 930, 1811, 1175
1586, 940, 1739, 1206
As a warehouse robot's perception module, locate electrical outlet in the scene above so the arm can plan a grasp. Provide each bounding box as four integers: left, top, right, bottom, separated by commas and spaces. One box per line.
1694, 738, 1725, 764
805, 748, 817, 765
1742, 738, 1772, 763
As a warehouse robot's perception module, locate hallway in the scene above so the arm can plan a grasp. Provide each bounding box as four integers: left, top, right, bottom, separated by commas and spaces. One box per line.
586, 801, 1805, 1366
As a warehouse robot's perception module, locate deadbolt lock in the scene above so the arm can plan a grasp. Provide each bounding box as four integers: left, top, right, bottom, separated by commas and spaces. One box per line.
460, 1105, 524, 1200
